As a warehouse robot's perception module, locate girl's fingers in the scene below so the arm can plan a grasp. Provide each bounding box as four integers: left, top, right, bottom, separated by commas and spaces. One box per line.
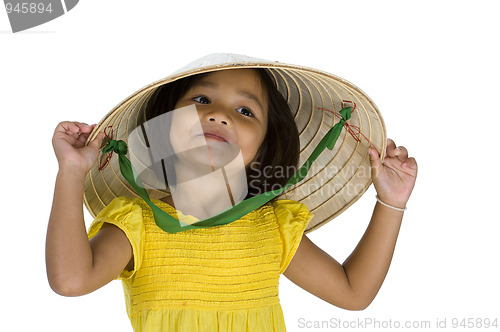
368, 147, 382, 175
55, 122, 98, 149
89, 132, 106, 149
72, 122, 93, 133
77, 133, 88, 144
385, 138, 398, 157
402, 157, 418, 170
56, 121, 95, 138
385, 139, 409, 162
394, 146, 408, 161
55, 121, 75, 133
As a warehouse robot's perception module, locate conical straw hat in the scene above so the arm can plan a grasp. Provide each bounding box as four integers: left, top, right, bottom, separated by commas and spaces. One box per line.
84, 53, 386, 233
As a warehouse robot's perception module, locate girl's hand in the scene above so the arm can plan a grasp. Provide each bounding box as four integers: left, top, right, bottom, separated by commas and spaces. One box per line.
368, 138, 418, 209
52, 121, 106, 174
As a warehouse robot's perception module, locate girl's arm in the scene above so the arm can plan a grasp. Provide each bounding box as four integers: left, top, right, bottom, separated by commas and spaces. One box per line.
283, 204, 403, 310
283, 139, 417, 310
46, 122, 132, 296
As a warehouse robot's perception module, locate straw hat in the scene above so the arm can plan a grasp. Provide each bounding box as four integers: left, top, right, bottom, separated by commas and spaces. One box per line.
83, 53, 386, 233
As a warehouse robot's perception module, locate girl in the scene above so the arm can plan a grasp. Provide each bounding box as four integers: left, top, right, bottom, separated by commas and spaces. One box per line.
46, 54, 417, 331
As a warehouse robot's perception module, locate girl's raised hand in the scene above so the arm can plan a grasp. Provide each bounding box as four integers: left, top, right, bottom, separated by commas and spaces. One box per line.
368, 138, 418, 209
52, 121, 106, 174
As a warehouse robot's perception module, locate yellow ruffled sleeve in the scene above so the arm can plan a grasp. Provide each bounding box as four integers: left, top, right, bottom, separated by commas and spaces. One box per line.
87, 197, 145, 280
272, 200, 314, 274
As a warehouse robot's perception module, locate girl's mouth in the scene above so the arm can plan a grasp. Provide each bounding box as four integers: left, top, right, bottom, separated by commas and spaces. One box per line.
203, 133, 228, 142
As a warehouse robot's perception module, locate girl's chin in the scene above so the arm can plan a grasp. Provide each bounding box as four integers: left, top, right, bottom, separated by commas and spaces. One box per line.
176, 152, 235, 170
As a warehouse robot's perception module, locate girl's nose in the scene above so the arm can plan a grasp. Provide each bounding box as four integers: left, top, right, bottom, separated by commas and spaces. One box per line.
199, 106, 232, 126
209, 116, 228, 125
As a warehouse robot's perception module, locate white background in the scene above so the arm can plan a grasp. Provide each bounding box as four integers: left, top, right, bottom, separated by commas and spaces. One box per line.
1, 1, 499, 331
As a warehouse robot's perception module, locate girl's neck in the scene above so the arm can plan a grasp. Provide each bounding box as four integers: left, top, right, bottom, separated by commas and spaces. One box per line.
161, 159, 247, 220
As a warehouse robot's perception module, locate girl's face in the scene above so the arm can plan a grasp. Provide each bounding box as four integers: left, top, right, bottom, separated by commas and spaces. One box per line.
171, 69, 269, 167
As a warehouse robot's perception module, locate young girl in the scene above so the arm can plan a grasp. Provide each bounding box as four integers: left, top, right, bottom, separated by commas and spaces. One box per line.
46, 54, 417, 331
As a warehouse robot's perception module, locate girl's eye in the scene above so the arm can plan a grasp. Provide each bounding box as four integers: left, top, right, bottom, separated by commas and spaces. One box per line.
192, 95, 211, 104
236, 107, 254, 117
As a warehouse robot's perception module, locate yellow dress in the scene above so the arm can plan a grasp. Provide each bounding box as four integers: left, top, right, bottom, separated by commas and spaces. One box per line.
87, 197, 313, 332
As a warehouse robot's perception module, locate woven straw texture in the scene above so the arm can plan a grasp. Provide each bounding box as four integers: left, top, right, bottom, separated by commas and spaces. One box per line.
83, 54, 386, 233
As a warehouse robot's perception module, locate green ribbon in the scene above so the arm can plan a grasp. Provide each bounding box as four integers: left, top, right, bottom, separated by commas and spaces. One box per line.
102, 107, 352, 233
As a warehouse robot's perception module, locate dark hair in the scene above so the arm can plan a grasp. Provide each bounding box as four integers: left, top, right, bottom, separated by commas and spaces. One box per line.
143, 68, 300, 199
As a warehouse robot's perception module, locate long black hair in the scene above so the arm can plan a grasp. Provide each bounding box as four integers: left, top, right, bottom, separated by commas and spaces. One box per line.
143, 68, 300, 199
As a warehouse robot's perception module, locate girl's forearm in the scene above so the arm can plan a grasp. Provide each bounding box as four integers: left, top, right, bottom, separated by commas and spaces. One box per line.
342, 202, 404, 307
46, 167, 93, 295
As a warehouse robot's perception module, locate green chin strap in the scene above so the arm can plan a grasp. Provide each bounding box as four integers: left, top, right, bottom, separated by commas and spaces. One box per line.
101, 107, 352, 233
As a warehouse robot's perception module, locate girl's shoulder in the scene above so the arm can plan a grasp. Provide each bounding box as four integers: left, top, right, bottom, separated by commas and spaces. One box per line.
93, 196, 146, 221
269, 199, 314, 228
269, 200, 314, 274
271, 199, 313, 217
